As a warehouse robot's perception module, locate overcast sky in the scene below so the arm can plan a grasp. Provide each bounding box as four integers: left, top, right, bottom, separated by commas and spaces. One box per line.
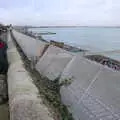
0, 0, 120, 26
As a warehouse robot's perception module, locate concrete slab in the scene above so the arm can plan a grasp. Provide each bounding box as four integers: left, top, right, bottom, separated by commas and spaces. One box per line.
85, 68, 120, 119
12, 30, 47, 60
36, 45, 74, 80
60, 55, 120, 120
7, 32, 21, 65
7, 48, 22, 65
60, 55, 101, 102
7, 32, 14, 49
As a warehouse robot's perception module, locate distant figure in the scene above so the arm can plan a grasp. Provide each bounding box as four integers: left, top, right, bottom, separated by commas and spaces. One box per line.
0, 39, 8, 74
9, 24, 12, 32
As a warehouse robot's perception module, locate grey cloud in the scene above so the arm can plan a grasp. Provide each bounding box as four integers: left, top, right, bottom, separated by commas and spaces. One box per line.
0, 0, 120, 26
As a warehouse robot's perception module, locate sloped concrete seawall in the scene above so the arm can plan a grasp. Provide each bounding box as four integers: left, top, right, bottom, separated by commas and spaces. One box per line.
36, 45, 74, 81
7, 32, 54, 120
11, 30, 120, 120
12, 30, 48, 60
12, 30, 75, 81
60, 55, 120, 120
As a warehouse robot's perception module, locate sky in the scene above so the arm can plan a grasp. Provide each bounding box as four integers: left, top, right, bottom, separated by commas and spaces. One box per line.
0, 0, 120, 26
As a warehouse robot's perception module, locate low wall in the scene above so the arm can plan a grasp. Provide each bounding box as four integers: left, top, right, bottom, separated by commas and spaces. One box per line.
7, 32, 54, 120
60, 55, 120, 120
12, 30, 48, 60
36, 45, 74, 81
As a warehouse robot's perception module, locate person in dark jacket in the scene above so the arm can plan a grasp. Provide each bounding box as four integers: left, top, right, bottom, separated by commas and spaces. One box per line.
0, 39, 8, 74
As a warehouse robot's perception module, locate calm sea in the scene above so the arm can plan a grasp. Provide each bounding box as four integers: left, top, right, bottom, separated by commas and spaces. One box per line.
29, 27, 120, 61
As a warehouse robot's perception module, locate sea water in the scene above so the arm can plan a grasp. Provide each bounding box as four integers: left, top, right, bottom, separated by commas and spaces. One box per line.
29, 27, 120, 60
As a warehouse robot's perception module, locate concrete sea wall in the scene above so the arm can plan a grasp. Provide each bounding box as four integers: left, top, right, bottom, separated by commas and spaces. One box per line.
60, 55, 120, 119
12, 30, 47, 60
11, 30, 120, 120
36, 45, 74, 80
7, 32, 54, 120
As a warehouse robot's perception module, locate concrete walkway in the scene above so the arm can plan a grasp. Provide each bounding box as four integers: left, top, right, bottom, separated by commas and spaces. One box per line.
7, 31, 54, 120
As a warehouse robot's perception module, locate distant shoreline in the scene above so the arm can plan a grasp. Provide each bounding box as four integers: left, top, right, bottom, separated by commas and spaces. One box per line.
15, 26, 120, 29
